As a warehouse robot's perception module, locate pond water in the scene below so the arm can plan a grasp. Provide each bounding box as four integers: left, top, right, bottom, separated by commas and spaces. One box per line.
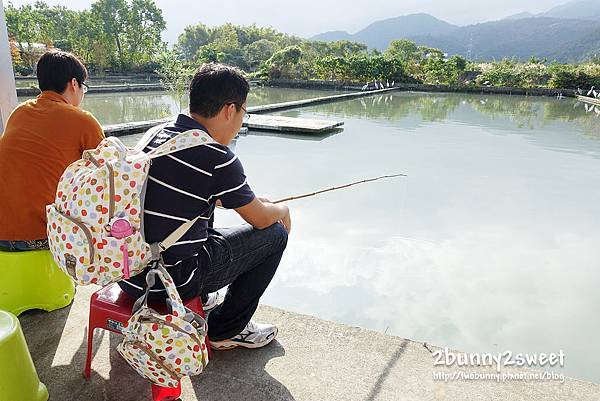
247, 92, 600, 383
25, 87, 600, 383
18, 87, 337, 125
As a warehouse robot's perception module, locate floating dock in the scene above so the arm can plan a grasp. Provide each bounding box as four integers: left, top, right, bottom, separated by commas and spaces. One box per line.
249, 87, 395, 114
243, 114, 343, 133
576, 95, 600, 106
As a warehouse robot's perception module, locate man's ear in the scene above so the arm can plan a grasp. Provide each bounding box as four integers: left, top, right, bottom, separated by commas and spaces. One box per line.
223, 103, 236, 121
69, 78, 78, 92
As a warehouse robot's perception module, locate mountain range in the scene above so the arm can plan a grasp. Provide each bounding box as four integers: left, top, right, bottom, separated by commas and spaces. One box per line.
310, 0, 600, 62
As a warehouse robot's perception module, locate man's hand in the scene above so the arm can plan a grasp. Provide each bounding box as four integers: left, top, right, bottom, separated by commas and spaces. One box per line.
235, 197, 291, 233
258, 196, 290, 233
278, 205, 291, 234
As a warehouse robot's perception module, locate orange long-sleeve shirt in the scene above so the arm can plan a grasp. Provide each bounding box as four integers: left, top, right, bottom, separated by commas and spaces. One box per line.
0, 91, 105, 240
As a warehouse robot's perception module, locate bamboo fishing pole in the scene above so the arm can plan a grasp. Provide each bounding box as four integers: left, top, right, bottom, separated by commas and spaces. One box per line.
272, 174, 406, 204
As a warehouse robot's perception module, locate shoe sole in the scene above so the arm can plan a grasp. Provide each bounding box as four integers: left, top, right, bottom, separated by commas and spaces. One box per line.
211, 329, 278, 350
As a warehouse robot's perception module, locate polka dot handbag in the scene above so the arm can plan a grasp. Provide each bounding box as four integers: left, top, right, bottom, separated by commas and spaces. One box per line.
46, 123, 216, 286
117, 263, 209, 387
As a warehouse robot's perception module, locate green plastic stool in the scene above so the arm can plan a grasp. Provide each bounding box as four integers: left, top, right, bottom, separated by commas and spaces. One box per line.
0, 310, 49, 401
0, 250, 75, 315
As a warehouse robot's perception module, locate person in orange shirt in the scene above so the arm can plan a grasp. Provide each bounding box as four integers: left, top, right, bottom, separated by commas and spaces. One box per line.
0, 50, 105, 251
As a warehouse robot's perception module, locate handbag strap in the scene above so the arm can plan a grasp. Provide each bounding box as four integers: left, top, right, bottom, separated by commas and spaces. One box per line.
132, 262, 186, 318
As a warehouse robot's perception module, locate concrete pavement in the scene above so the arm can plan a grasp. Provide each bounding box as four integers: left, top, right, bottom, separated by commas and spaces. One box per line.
17, 286, 600, 401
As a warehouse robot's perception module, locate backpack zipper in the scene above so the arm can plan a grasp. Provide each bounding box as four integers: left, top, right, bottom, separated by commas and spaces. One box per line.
126, 340, 181, 381
139, 315, 205, 348
138, 315, 208, 366
83, 152, 115, 220
106, 162, 115, 220
60, 210, 94, 262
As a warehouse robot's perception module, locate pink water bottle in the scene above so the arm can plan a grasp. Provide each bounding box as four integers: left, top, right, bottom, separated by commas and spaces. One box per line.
110, 219, 134, 279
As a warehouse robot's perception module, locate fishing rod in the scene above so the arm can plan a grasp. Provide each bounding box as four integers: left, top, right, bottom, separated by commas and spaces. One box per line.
272, 174, 406, 204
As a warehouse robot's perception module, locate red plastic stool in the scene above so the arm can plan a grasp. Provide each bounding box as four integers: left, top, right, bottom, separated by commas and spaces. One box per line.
84, 283, 211, 401
152, 382, 182, 401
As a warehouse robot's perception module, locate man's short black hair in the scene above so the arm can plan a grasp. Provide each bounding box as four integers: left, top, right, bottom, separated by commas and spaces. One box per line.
189, 63, 250, 118
36, 50, 88, 93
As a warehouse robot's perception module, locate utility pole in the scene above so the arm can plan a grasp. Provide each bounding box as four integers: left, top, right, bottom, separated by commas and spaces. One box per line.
0, 0, 18, 136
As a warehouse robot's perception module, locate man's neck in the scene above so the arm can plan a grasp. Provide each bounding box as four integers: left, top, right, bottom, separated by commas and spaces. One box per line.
189, 112, 229, 145
59, 89, 79, 107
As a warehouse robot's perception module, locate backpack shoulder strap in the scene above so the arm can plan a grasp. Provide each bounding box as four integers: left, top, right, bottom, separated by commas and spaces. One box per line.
145, 129, 219, 260
149, 215, 204, 261
146, 128, 217, 160
134, 122, 170, 152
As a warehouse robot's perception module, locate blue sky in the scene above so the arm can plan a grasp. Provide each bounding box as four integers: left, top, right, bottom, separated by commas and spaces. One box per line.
6, 0, 570, 43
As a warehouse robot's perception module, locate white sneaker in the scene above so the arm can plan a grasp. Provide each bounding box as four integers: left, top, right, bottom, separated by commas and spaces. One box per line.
202, 292, 224, 314
210, 320, 278, 350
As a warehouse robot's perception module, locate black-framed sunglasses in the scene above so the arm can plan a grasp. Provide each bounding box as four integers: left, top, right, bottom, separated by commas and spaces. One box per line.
81, 81, 89, 94
240, 104, 250, 122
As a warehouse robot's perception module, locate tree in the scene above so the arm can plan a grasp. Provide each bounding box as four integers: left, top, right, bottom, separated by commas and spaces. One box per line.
244, 39, 278, 70
91, 0, 128, 68
5, 3, 38, 68
209, 23, 246, 67
420, 55, 466, 85
196, 45, 223, 63
124, 0, 166, 68
314, 56, 347, 80
156, 51, 194, 112
329, 40, 367, 58
176, 23, 210, 61
260, 46, 302, 79
88, 0, 166, 71
385, 39, 419, 62
235, 24, 282, 47
30, 1, 76, 46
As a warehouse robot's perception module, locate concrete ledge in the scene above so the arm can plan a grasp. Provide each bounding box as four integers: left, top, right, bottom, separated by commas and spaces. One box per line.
17, 285, 600, 401
103, 117, 170, 137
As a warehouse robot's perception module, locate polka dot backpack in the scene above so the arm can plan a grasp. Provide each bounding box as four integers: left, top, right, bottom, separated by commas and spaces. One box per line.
117, 263, 209, 387
46, 123, 217, 286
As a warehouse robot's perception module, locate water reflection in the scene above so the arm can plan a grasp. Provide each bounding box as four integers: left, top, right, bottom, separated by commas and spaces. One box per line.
245, 128, 342, 142
277, 92, 600, 148
82, 92, 174, 124
298, 92, 599, 137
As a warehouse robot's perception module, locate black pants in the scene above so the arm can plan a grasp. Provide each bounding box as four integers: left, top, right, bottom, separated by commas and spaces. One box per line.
0, 239, 49, 251
200, 223, 288, 340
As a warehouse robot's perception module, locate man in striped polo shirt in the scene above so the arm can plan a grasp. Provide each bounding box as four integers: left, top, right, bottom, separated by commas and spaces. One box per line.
119, 63, 291, 350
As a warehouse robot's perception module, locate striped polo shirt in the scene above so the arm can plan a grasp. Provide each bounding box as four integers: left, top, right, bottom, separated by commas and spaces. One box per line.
119, 114, 255, 299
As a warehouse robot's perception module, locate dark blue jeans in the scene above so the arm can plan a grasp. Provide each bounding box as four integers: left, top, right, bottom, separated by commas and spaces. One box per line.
0, 239, 49, 252
201, 223, 288, 340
